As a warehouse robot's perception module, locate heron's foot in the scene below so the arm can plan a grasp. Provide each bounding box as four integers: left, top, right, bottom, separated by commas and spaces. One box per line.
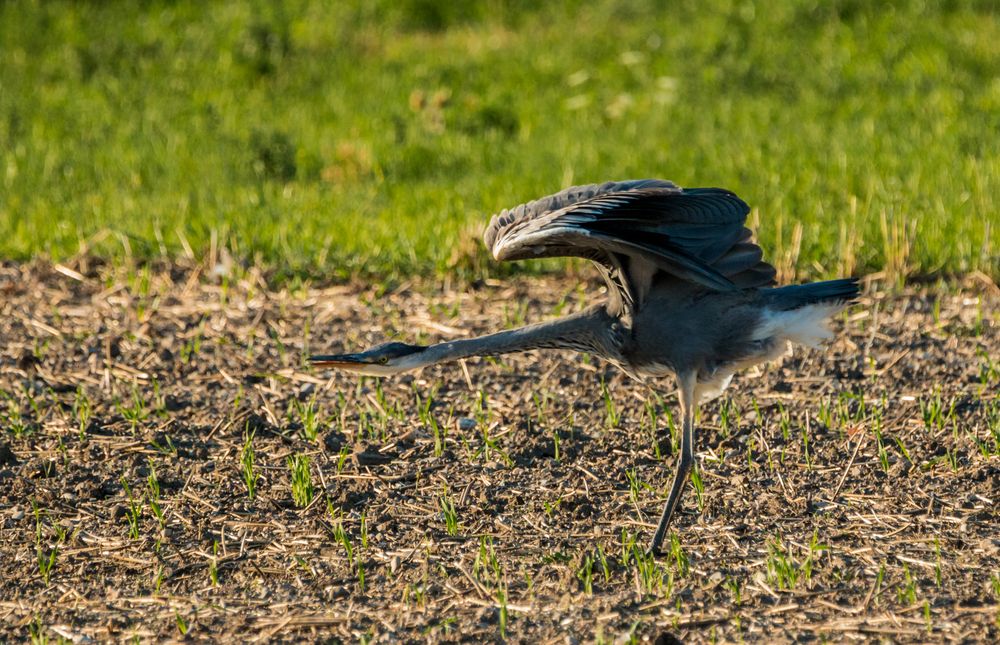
646, 529, 670, 558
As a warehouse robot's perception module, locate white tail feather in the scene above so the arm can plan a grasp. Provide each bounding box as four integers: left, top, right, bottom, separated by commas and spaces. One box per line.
754, 303, 846, 349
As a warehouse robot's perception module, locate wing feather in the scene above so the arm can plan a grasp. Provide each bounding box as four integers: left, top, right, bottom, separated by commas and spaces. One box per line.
484, 180, 775, 302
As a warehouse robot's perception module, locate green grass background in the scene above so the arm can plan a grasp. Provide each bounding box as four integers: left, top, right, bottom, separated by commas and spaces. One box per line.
1, 0, 997, 281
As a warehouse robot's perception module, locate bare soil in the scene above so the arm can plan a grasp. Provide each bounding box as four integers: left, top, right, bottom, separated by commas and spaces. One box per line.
1, 260, 998, 643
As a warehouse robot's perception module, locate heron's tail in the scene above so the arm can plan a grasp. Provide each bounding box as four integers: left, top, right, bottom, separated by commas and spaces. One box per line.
763, 278, 861, 311
756, 278, 860, 348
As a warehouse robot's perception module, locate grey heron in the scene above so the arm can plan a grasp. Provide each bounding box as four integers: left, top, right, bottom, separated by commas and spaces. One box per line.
311, 179, 859, 554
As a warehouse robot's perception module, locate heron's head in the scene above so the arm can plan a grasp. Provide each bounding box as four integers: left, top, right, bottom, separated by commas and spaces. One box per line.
309, 341, 428, 376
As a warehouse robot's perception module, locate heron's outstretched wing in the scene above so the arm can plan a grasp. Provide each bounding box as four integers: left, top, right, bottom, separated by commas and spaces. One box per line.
484, 179, 776, 312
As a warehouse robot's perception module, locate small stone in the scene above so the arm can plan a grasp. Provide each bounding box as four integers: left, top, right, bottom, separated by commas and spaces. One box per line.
356, 450, 394, 466
456, 417, 477, 431
323, 431, 345, 452
16, 350, 41, 372
164, 394, 187, 411
35, 460, 57, 478
0, 442, 18, 465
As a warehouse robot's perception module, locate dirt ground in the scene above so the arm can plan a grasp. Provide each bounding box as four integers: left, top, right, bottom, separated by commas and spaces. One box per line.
1, 259, 998, 643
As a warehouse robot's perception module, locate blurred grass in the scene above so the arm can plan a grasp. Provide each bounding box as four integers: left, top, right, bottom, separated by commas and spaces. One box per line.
0, 0, 997, 282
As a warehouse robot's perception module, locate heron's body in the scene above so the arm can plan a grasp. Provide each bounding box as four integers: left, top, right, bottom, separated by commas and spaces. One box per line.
627, 282, 852, 399
311, 179, 859, 554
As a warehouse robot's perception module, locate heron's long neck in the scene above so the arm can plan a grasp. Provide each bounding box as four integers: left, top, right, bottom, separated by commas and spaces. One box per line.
414, 305, 617, 368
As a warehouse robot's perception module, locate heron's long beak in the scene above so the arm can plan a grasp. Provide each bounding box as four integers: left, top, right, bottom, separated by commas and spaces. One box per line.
309, 343, 428, 376
308, 353, 373, 370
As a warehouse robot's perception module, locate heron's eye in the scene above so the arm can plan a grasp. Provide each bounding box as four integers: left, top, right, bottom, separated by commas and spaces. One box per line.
378, 356, 390, 364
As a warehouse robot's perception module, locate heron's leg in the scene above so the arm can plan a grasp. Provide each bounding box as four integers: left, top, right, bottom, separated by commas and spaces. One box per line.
648, 371, 697, 556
